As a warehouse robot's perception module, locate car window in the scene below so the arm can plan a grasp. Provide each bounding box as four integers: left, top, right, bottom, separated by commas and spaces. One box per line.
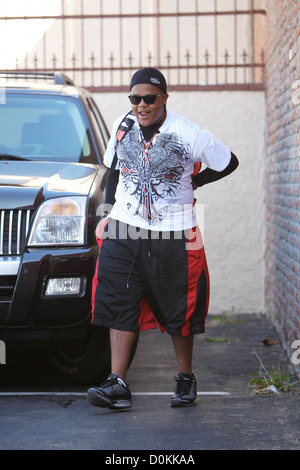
0, 93, 98, 163
87, 97, 110, 154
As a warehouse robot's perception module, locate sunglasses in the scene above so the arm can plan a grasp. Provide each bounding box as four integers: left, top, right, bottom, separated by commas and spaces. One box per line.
128, 93, 165, 106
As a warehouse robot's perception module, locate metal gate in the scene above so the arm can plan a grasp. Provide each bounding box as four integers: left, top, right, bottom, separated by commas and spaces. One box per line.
0, 0, 266, 91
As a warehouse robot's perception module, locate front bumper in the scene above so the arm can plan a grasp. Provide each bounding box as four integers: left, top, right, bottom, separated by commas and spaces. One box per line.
0, 245, 99, 341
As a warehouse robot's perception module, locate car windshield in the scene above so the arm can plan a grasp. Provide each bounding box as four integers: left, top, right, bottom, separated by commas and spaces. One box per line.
0, 93, 96, 163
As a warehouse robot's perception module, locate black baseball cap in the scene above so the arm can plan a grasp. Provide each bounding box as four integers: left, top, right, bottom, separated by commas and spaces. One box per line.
130, 67, 167, 93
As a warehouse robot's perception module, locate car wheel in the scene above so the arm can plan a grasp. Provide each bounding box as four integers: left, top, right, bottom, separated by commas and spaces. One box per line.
48, 326, 139, 385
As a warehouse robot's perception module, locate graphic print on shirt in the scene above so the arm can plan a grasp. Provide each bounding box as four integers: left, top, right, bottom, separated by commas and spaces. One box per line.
117, 126, 191, 224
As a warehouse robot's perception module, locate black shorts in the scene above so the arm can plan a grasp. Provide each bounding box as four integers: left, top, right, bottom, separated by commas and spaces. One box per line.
91, 220, 209, 336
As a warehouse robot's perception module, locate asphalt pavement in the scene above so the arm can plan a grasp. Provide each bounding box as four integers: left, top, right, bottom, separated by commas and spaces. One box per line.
0, 313, 299, 452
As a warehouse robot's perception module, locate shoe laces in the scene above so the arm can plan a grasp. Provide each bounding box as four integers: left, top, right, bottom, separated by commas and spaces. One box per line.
174, 375, 192, 395
101, 375, 119, 389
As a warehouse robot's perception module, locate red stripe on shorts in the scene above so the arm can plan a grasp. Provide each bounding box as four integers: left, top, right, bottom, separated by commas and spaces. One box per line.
182, 226, 209, 336
91, 221, 107, 323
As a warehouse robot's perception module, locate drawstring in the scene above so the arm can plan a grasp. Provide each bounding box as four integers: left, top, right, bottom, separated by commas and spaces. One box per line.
126, 237, 141, 289
125, 231, 153, 288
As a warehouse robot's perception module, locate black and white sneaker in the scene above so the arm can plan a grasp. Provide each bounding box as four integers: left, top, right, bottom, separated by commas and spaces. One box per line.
87, 374, 132, 410
171, 373, 197, 407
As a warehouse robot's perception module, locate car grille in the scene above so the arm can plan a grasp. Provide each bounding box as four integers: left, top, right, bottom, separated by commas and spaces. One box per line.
0, 209, 33, 255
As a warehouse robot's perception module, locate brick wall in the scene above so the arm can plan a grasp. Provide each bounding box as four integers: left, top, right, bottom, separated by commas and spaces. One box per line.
265, 0, 300, 376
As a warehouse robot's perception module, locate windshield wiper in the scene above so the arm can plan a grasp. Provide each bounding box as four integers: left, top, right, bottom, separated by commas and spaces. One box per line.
0, 153, 30, 161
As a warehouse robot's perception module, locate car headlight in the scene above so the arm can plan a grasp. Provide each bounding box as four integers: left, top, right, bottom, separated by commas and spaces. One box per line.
28, 196, 87, 246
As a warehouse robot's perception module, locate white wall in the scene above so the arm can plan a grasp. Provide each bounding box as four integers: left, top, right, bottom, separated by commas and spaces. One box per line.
94, 90, 266, 315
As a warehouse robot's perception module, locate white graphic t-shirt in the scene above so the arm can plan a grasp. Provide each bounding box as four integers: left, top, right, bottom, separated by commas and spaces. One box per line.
104, 110, 231, 231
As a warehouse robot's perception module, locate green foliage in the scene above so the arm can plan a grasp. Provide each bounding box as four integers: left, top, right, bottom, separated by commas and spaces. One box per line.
204, 334, 238, 343
248, 349, 300, 394
210, 307, 244, 326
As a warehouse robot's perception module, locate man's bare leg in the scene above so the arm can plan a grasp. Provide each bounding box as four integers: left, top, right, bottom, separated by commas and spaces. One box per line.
171, 335, 194, 375
87, 328, 135, 409
110, 328, 138, 383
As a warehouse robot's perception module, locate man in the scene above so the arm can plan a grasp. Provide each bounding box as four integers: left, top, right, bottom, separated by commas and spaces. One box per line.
87, 67, 238, 410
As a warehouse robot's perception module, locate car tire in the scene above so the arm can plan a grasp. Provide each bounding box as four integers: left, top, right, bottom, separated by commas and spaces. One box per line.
48, 326, 139, 385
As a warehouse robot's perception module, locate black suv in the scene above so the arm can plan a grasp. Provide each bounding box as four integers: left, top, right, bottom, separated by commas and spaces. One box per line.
0, 72, 113, 383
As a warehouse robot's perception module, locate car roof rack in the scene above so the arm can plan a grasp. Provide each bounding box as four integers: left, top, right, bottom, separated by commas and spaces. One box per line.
0, 71, 75, 86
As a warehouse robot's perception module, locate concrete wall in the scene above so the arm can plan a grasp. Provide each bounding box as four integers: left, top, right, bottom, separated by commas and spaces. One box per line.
94, 89, 266, 315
